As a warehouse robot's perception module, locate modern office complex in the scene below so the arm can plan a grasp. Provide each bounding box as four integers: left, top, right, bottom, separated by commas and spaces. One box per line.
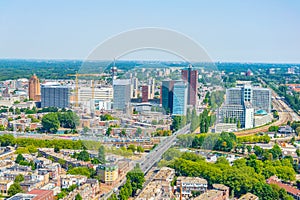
219, 84, 271, 129
161, 80, 178, 114
41, 83, 70, 108
172, 81, 188, 115
28, 74, 41, 101
225, 85, 271, 113
113, 79, 131, 110
219, 103, 254, 129
181, 65, 198, 106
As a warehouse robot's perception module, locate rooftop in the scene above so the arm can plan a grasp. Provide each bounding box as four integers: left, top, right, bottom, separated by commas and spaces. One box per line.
177, 176, 208, 185
113, 79, 131, 85
195, 190, 223, 200
239, 193, 259, 200
7, 193, 37, 200
267, 176, 300, 197
212, 183, 229, 191
27, 189, 53, 196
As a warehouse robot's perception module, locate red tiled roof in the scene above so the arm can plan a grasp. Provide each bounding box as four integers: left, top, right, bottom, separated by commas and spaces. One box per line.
27, 189, 53, 196
267, 178, 300, 197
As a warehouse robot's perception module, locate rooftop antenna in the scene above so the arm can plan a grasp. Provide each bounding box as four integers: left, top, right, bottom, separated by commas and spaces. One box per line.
112, 58, 117, 83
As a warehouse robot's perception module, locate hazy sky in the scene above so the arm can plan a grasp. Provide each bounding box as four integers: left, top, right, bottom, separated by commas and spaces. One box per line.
1, 0, 300, 63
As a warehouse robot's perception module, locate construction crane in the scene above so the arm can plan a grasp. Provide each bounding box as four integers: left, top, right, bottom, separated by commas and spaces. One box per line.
67, 73, 109, 107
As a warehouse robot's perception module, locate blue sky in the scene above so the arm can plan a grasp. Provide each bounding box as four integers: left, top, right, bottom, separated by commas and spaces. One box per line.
0, 0, 300, 63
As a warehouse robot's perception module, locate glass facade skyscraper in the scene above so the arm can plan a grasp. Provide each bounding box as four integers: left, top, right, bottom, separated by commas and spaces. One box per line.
172, 81, 188, 115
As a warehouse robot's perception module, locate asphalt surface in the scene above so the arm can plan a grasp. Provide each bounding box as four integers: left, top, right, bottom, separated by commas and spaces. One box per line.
139, 124, 191, 173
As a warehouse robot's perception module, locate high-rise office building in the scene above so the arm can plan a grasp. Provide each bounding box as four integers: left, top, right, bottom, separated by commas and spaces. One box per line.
226, 85, 271, 112
181, 65, 198, 106
41, 83, 70, 108
161, 80, 178, 114
148, 78, 155, 99
218, 103, 254, 129
252, 88, 272, 113
142, 85, 149, 103
219, 84, 271, 129
28, 74, 41, 101
172, 81, 188, 115
131, 78, 138, 98
113, 79, 131, 110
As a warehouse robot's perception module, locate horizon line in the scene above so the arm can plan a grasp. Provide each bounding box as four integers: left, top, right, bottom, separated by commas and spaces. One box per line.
0, 57, 300, 65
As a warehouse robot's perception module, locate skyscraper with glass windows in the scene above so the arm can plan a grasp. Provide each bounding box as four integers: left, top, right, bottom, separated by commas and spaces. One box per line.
172, 81, 188, 115
113, 79, 131, 110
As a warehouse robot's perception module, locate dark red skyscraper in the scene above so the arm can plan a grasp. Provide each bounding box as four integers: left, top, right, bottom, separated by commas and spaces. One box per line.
181, 65, 198, 106
142, 85, 149, 102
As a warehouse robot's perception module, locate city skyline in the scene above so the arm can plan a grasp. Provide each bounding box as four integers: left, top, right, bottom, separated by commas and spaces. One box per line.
0, 1, 300, 63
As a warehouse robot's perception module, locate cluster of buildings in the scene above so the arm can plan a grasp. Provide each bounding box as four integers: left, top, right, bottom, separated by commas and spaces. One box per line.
137, 167, 259, 200
0, 146, 136, 199
161, 65, 198, 115
215, 82, 272, 132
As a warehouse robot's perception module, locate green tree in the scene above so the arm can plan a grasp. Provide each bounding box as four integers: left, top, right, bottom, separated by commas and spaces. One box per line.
8, 182, 24, 196
254, 145, 264, 157
296, 149, 300, 157
269, 144, 282, 160
214, 132, 237, 152
246, 145, 252, 154
190, 108, 199, 132
118, 179, 132, 200
121, 129, 126, 136
108, 194, 118, 200
106, 127, 112, 136
54, 146, 60, 153
75, 193, 82, 200
15, 154, 25, 163
268, 126, 279, 132
42, 113, 60, 133
252, 182, 279, 200
127, 144, 136, 152
126, 165, 145, 196
58, 158, 66, 166
172, 115, 187, 131
0, 125, 5, 131
137, 146, 144, 153
262, 165, 276, 179
57, 111, 80, 129
14, 174, 24, 183
275, 166, 296, 181
98, 146, 106, 164
162, 148, 183, 161
100, 114, 114, 121
237, 120, 241, 128
77, 150, 90, 161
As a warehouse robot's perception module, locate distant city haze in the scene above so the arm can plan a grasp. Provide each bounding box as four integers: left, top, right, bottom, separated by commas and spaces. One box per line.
0, 0, 300, 63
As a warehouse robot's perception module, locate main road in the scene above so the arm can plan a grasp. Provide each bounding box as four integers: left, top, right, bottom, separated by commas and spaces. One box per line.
139, 124, 190, 173
102, 124, 191, 199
